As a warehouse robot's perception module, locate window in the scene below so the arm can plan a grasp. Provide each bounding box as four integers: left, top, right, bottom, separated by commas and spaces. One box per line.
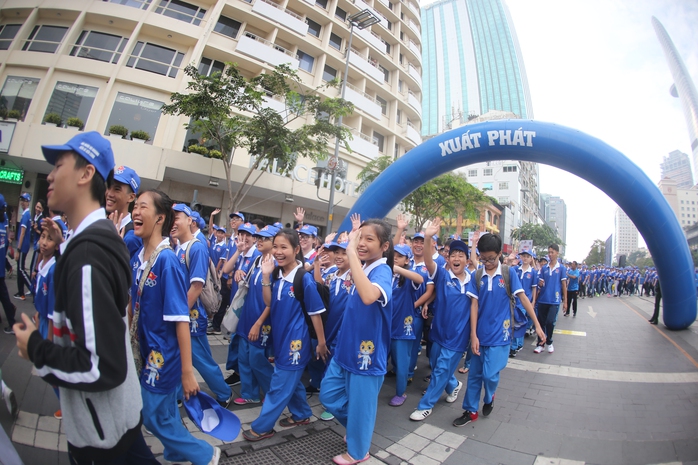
126, 41, 184, 78
0, 76, 40, 121
482, 182, 493, 191
335, 6, 347, 21
315, 0, 328, 9
44, 82, 98, 127
214, 15, 241, 39
322, 64, 337, 82
396, 109, 401, 123
386, 21, 392, 31
383, 40, 391, 55
22, 25, 68, 53
329, 32, 342, 50
373, 131, 384, 153
376, 95, 387, 115
499, 197, 509, 204
70, 31, 128, 64
103, 0, 152, 9
499, 182, 508, 189
379, 64, 389, 82
0, 24, 21, 50
306, 18, 321, 38
503, 165, 517, 172
468, 169, 477, 177
296, 50, 314, 73
105, 92, 164, 143
155, 0, 206, 25
483, 168, 493, 176
198, 57, 225, 76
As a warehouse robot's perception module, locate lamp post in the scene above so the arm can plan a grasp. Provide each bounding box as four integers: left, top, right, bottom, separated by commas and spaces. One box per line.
325, 9, 380, 234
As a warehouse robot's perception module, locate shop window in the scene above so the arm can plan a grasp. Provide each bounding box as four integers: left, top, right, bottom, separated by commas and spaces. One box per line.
22, 25, 68, 54
0, 76, 40, 121
70, 31, 128, 64
105, 92, 164, 143
126, 41, 185, 78
44, 82, 98, 127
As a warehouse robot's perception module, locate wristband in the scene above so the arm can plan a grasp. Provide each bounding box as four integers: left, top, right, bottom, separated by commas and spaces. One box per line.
261, 282, 272, 287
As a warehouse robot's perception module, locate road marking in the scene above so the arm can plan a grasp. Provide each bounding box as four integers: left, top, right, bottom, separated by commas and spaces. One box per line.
587, 306, 597, 318
507, 359, 698, 383
553, 329, 586, 336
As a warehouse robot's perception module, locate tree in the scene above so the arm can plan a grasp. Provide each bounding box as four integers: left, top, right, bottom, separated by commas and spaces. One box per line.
583, 239, 606, 265
511, 223, 564, 258
357, 155, 487, 231
162, 63, 354, 214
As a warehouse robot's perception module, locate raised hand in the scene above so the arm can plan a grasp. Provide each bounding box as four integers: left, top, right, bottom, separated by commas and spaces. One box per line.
425, 218, 441, 238
261, 254, 275, 276
41, 217, 64, 245
325, 232, 337, 244
294, 207, 305, 224
350, 213, 361, 232
211, 208, 221, 217
396, 213, 409, 230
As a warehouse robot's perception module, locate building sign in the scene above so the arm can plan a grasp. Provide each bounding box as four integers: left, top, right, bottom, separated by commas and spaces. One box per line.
0, 121, 17, 153
0, 167, 23, 184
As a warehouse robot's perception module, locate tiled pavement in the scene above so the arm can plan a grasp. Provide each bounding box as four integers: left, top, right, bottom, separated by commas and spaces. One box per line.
1, 277, 697, 464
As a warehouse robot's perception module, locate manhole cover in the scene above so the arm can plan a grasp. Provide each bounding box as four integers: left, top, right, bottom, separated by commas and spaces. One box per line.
220, 448, 283, 465
271, 429, 345, 464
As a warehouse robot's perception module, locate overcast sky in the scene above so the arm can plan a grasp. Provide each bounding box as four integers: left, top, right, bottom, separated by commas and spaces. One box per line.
502, 0, 698, 260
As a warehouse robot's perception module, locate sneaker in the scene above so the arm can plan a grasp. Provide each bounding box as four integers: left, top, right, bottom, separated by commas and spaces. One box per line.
12, 293, 24, 301
547, 344, 554, 353
389, 394, 407, 407
2, 385, 17, 418
24, 290, 31, 296
218, 395, 233, 409
3, 327, 14, 335
320, 410, 335, 421
233, 398, 261, 405
305, 385, 320, 394
208, 446, 221, 465
483, 394, 495, 417
453, 410, 478, 427
563, 312, 569, 317
409, 409, 432, 421
509, 349, 517, 358
211, 328, 222, 335
225, 372, 241, 386
54, 409, 62, 420
445, 380, 463, 403
533, 345, 544, 354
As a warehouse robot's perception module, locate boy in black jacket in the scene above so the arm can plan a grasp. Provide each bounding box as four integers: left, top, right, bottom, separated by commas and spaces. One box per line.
14, 132, 157, 464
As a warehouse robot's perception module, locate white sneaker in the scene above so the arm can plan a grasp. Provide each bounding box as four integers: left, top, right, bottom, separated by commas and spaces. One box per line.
533, 345, 544, 354
547, 344, 554, 353
445, 380, 463, 403
208, 446, 221, 465
409, 409, 432, 421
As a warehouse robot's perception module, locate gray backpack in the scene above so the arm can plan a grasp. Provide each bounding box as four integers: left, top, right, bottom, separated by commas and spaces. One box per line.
185, 238, 222, 315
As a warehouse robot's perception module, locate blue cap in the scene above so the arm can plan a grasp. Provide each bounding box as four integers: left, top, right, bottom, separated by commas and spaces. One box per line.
299, 224, 318, 237
41, 131, 114, 180
229, 211, 245, 221
198, 217, 206, 230
211, 224, 219, 231
19, 193, 30, 201
238, 222, 257, 235
0, 194, 6, 209
413, 232, 425, 239
449, 240, 469, 255
273, 222, 283, 229
328, 241, 348, 250
172, 203, 192, 217
217, 227, 227, 234
394, 243, 413, 258
113, 165, 140, 194
449, 234, 461, 240
183, 391, 241, 442
255, 225, 279, 238
540, 255, 549, 262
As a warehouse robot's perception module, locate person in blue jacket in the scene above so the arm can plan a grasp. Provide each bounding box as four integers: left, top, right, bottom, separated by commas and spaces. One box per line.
106, 165, 142, 259
14, 193, 32, 300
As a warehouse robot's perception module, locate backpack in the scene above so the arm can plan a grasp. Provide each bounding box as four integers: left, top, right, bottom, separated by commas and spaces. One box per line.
185, 238, 222, 316
292, 267, 330, 340
475, 264, 516, 330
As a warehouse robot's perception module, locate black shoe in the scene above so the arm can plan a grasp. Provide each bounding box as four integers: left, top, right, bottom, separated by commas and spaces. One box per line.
563, 312, 569, 317
649, 319, 658, 325
305, 385, 319, 394
225, 372, 241, 386
423, 375, 431, 383
453, 410, 478, 427
218, 394, 233, 409
483, 394, 495, 417
3, 327, 14, 335
509, 350, 517, 359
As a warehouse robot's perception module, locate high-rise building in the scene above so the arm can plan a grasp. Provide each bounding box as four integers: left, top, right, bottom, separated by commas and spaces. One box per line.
420, 0, 533, 136
540, 194, 566, 253
613, 207, 639, 262
653, 16, 698, 183
660, 150, 694, 188
0, 0, 422, 235
658, 176, 698, 230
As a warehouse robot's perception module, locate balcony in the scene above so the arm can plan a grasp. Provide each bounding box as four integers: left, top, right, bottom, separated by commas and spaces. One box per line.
347, 131, 379, 159
262, 94, 285, 113
349, 50, 384, 83
407, 90, 421, 115
405, 121, 421, 145
344, 84, 381, 119
408, 39, 420, 57
408, 63, 422, 86
252, 0, 309, 36
408, 19, 420, 34
356, 26, 386, 54
236, 33, 299, 68
406, 0, 419, 16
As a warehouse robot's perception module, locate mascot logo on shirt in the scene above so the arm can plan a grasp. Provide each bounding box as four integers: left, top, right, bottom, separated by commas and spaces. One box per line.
502, 319, 511, 342
525, 272, 531, 279
261, 325, 271, 347
289, 340, 302, 365
189, 309, 199, 333
288, 286, 296, 298
404, 316, 413, 336
145, 350, 164, 387
358, 340, 375, 370
144, 271, 157, 287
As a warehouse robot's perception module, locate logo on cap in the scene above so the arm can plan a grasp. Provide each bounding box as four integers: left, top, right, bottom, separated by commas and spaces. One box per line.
115, 166, 125, 175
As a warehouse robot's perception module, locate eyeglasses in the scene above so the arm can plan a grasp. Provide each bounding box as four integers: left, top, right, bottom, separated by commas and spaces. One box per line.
480, 257, 499, 264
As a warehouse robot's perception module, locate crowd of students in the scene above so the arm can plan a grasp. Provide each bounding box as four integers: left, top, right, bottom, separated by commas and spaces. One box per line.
1, 130, 669, 465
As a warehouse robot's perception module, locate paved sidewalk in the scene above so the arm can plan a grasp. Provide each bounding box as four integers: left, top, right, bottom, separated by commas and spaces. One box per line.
1, 279, 697, 464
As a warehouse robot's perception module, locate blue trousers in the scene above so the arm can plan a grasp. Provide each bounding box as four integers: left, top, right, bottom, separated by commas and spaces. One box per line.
238, 337, 273, 400
226, 333, 239, 371
462, 345, 509, 413
307, 338, 326, 389
417, 341, 461, 410
320, 359, 383, 460
510, 336, 523, 351
192, 335, 231, 402
250, 367, 312, 433
461, 347, 472, 370
141, 387, 213, 465
390, 339, 412, 396
408, 315, 425, 378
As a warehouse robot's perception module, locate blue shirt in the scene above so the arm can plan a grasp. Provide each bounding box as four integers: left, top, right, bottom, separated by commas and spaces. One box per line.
195, 230, 208, 251
467, 264, 524, 347
52, 216, 68, 241
34, 256, 56, 339
513, 265, 537, 327
19, 209, 30, 253
31, 214, 43, 250
209, 241, 229, 267
0, 218, 8, 279
236, 256, 272, 349
325, 269, 352, 349
537, 262, 567, 305
270, 264, 325, 370
391, 274, 418, 340
411, 261, 433, 318
567, 268, 580, 291
175, 239, 209, 337
124, 230, 142, 260
334, 259, 392, 376
131, 241, 190, 394
429, 266, 472, 352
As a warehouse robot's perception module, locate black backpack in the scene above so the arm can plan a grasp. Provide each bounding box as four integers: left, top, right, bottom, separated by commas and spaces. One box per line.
292, 267, 330, 340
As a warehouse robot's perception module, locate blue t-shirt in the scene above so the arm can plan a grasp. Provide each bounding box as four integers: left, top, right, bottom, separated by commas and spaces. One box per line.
429, 266, 472, 353
567, 268, 580, 291
131, 242, 190, 394
321, 265, 338, 285
325, 269, 352, 349
411, 261, 433, 317
210, 241, 229, 267
334, 259, 392, 376
270, 264, 325, 370
195, 230, 208, 251
391, 274, 418, 340
0, 218, 8, 279
537, 262, 567, 304
124, 230, 143, 260
52, 216, 68, 241
513, 265, 537, 327
34, 257, 56, 339
221, 238, 237, 280
236, 256, 272, 350
175, 239, 209, 337
31, 214, 43, 251
19, 210, 30, 253
467, 265, 524, 347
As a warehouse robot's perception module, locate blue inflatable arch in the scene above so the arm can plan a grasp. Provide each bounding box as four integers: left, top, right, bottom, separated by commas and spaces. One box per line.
338, 120, 696, 330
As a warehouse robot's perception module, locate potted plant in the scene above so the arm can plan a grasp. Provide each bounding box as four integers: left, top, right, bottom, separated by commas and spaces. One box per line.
7, 110, 21, 121
208, 149, 224, 160
0, 108, 7, 120
108, 125, 128, 139
130, 129, 150, 143
187, 145, 209, 156
43, 113, 62, 127
66, 117, 84, 130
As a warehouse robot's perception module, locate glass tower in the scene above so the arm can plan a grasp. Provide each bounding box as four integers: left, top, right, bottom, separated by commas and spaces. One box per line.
421, 0, 533, 136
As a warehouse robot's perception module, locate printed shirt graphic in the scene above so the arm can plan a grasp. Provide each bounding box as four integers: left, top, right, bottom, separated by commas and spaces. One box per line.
175, 239, 208, 337
537, 262, 567, 304
325, 269, 352, 349
466, 265, 524, 347
334, 259, 392, 376
131, 241, 190, 394
236, 259, 272, 349
390, 274, 418, 340
429, 267, 473, 352
270, 264, 325, 371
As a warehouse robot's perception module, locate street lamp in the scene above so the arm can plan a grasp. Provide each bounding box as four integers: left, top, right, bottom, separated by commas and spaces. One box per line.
325, 8, 380, 234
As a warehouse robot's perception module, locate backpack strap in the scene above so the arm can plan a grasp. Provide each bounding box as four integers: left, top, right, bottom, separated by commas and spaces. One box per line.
293, 267, 306, 311
184, 237, 199, 270
475, 267, 484, 292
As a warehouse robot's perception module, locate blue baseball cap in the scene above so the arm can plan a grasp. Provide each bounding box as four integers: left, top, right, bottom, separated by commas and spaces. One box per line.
449, 234, 461, 240
238, 222, 257, 235
394, 243, 413, 258
413, 232, 425, 240
299, 224, 318, 237
255, 225, 279, 238
229, 211, 245, 221
113, 165, 140, 194
172, 203, 192, 217
328, 241, 348, 250
183, 391, 241, 442
273, 222, 283, 229
198, 217, 206, 230
0, 194, 6, 209
449, 240, 469, 256
19, 193, 30, 202
216, 227, 227, 234
41, 131, 114, 180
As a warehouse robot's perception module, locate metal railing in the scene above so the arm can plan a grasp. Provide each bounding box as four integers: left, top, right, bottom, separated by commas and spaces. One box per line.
255, 0, 303, 20
345, 82, 380, 104
243, 31, 295, 57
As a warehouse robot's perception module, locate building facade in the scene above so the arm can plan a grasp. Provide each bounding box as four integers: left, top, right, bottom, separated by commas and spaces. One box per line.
660, 149, 693, 189
613, 206, 638, 262
0, 0, 422, 235
658, 176, 698, 230
420, 0, 533, 137
540, 193, 566, 253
